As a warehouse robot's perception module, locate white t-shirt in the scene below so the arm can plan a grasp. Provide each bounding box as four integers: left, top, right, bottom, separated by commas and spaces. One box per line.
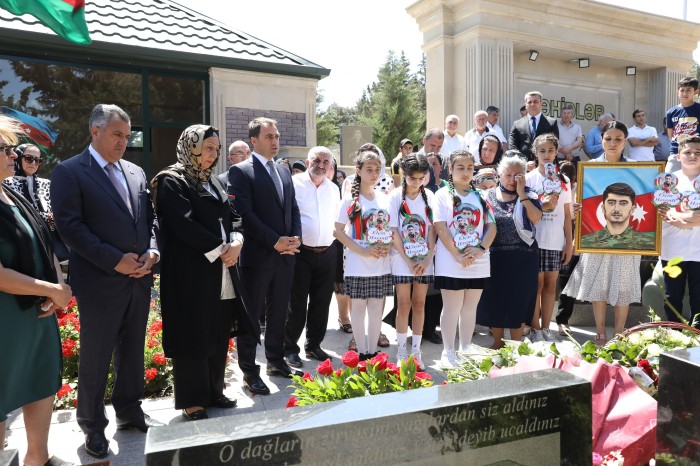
627, 125, 657, 162
487, 122, 507, 143
432, 187, 491, 278
336, 192, 392, 277
388, 188, 435, 276
526, 169, 572, 251
661, 171, 700, 262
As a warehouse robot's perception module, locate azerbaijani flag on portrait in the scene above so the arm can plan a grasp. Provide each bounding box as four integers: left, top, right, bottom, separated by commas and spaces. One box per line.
580, 164, 659, 236
0, 0, 91, 45
0, 107, 58, 148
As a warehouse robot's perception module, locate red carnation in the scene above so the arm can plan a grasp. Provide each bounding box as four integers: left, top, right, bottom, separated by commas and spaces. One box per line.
147, 338, 159, 349
415, 372, 432, 381
317, 359, 333, 376
228, 338, 235, 352
637, 359, 658, 384
153, 353, 167, 365
56, 383, 73, 398
145, 368, 158, 380
66, 297, 77, 309
301, 372, 314, 382
341, 350, 359, 368
286, 396, 298, 408
370, 352, 388, 371
148, 320, 163, 335
61, 339, 77, 357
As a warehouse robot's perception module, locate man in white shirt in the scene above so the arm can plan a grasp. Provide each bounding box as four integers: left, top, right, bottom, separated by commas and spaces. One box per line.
442, 114, 467, 158
284, 146, 341, 368
486, 105, 508, 152
464, 110, 490, 162
556, 105, 583, 162
627, 109, 658, 162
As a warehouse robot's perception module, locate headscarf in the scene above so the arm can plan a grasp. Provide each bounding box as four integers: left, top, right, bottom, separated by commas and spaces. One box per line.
151, 124, 220, 207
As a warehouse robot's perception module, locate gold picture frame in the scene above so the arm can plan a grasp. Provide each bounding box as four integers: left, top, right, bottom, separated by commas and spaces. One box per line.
575, 162, 664, 255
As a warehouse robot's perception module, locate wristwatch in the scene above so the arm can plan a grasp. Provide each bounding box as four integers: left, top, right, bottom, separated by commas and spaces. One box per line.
476, 244, 486, 251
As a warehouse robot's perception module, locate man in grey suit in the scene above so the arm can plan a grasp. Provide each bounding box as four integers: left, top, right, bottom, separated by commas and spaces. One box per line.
51, 104, 163, 459
217, 140, 251, 186
509, 91, 559, 160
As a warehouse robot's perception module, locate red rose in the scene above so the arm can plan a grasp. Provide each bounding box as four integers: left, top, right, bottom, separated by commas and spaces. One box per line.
386, 362, 400, 376
358, 360, 367, 372
317, 358, 333, 376
341, 350, 359, 368
153, 353, 167, 365
286, 396, 298, 408
302, 372, 314, 382
56, 309, 66, 320
145, 368, 158, 380
147, 339, 159, 349
56, 383, 73, 398
228, 338, 235, 352
61, 339, 77, 357
415, 372, 432, 381
370, 352, 388, 370
148, 320, 163, 335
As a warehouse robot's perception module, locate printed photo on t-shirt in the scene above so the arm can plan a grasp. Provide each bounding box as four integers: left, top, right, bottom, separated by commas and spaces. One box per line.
400, 215, 429, 260
450, 202, 481, 252
364, 208, 393, 245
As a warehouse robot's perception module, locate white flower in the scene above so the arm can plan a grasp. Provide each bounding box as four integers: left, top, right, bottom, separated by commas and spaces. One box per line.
646, 343, 663, 357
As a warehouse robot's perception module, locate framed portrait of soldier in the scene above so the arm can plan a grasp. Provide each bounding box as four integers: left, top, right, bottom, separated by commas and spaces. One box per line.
575, 162, 664, 255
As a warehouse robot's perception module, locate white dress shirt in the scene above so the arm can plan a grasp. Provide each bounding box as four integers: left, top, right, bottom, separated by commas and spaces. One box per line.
293, 171, 340, 247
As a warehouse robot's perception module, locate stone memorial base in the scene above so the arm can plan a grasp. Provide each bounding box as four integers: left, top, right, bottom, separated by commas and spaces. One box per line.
0, 450, 18, 466
145, 369, 591, 466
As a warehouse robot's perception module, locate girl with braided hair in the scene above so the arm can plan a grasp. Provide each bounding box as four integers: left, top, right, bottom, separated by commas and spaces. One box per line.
388, 153, 435, 369
433, 150, 496, 366
334, 150, 393, 360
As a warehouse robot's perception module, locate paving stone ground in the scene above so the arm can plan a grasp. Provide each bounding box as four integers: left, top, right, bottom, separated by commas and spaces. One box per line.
4, 297, 649, 465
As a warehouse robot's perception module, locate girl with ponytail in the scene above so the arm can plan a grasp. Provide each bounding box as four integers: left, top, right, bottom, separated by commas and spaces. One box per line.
388, 153, 435, 369
334, 150, 393, 360
433, 150, 496, 366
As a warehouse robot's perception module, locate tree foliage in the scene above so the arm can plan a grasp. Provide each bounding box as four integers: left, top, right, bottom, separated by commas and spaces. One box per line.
316, 92, 357, 148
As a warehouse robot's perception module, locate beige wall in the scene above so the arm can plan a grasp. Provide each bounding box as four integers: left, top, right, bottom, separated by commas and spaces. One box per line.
408, 0, 698, 138
209, 68, 319, 173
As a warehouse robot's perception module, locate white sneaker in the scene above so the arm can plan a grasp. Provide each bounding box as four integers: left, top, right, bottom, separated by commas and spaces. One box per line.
411, 351, 423, 370
522, 324, 532, 336
541, 328, 557, 342
440, 348, 458, 368
530, 329, 544, 343
396, 347, 409, 365
461, 343, 486, 356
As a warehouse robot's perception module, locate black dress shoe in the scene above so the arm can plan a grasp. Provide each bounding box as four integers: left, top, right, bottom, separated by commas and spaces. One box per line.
243, 375, 270, 395
359, 352, 378, 361
426, 331, 443, 344
285, 353, 303, 368
210, 395, 237, 409
182, 408, 209, 421
116, 413, 164, 432
305, 347, 331, 362
84, 431, 109, 459
266, 362, 304, 378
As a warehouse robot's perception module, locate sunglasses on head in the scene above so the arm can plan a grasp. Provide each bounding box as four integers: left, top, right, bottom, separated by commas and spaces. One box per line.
0, 144, 15, 156
23, 155, 42, 164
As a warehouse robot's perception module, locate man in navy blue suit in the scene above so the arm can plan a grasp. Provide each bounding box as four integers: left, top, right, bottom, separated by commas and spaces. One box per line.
51, 104, 162, 459
228, 117, 303, 395
509, 91, 559, 160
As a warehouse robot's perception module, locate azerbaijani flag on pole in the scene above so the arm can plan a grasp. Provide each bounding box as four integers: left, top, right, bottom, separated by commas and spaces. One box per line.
580, 164, 659, 236
0, 0, 90, 45
0, 107, 58, 148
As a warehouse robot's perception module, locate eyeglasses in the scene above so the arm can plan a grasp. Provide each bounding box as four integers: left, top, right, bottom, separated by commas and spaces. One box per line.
0, 144, 15, 156
23, 155, 42, 164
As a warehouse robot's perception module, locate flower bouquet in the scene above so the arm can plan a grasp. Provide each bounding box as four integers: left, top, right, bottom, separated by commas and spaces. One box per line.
287, 351, 433, 407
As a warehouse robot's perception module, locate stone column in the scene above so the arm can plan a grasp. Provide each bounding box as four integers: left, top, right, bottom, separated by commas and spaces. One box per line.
649, 68, 685, 131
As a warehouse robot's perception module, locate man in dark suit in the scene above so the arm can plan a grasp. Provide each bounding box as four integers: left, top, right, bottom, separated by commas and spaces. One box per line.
51, 104, 163, 459
509, 91, 559, 160
228, 117, 303, 396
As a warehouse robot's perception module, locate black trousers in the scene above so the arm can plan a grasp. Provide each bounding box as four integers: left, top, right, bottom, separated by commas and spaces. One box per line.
284, 245, 337, 355
662, 259, 700, 326
237, 261, 294, 377
172, 300, 233, 409
556, 254, 580, 325
76, 283, 150, 434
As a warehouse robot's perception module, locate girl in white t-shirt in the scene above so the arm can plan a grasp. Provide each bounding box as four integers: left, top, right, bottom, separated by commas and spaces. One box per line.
433, 150, 496, 367
388, 153, 436, 369
335, 150, 393, 360
525, 134, 573, 342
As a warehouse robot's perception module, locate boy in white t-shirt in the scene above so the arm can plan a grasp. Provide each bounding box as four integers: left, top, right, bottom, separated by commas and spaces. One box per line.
525, 134, 573, 342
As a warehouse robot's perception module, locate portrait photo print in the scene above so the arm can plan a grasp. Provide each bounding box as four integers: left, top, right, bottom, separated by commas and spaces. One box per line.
575, 162, 664, 255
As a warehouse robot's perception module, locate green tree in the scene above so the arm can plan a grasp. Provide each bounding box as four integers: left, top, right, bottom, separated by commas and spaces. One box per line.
356, 51, 424, 163
316, 91, 358, 148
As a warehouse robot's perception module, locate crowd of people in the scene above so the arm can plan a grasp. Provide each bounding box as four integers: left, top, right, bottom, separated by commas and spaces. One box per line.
0, 75, 699, 465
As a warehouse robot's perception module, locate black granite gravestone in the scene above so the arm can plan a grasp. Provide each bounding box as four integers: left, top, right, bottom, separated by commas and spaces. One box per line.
0, 450, 19, 466
656, 346, 700, 463
145, 369, 591, 466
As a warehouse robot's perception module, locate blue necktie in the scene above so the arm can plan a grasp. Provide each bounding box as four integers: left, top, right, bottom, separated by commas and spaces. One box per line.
530, 116, 537, 139
267, 160, 284, 202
